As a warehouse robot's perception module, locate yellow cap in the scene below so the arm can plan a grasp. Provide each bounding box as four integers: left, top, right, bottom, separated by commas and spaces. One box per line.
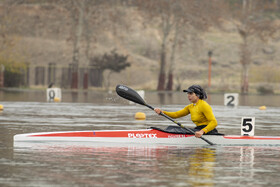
54, 97, 61, 102
135, 112, 146, 120
259, 106, 266, 110
0, 104, 3, 110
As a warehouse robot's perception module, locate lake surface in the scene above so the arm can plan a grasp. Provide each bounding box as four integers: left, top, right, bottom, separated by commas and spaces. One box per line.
1, 90, 280, 186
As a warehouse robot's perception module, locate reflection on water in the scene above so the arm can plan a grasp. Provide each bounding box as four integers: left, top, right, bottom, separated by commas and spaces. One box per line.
187, 148, 216, 187
12, 144, 211, 186
9, 144, 280, 186
12, 144, 216, 187
240, 147, 255, 180
1, 99, 280, 186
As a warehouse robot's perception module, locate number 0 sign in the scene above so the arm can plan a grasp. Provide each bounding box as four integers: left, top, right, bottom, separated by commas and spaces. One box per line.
46, 88, 62, 102
241, 117, 255, 136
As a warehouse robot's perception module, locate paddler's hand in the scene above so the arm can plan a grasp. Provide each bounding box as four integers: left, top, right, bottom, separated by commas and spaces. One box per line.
154, 108, 162, 115
195, 130, 205, 138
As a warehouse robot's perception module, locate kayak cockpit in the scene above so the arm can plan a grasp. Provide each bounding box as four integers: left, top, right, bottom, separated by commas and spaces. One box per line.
150, 126, 224, 135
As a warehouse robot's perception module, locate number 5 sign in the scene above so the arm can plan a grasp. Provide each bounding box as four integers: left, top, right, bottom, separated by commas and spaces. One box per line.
224, 93, 239, 106
241, 117, 255, 136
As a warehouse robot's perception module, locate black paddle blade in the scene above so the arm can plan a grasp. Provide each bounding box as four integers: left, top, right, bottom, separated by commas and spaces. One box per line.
116, 85, 146, 106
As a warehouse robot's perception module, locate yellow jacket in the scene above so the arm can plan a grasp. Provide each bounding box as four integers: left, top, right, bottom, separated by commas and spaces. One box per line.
163, 99, 217, 134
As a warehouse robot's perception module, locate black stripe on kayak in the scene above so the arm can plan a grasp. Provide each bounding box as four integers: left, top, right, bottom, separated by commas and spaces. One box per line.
150, 126, 224, 135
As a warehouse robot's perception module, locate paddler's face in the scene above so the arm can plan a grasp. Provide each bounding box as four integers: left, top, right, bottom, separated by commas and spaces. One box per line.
187, 92, 199, 103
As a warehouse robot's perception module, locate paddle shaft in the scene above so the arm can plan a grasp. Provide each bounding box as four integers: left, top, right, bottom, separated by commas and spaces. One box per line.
145, 104, 215, 145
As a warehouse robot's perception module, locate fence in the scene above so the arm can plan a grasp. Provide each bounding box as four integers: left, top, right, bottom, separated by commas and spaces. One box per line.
2, 63, 101, 89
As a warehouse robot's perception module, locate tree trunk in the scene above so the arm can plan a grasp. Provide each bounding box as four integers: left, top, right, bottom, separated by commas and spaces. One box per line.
166, 73, 173, 91
241, 64, 249, 93
240, 38, 251, 94
166, 20, 179, 91
71, 71, 78, 89
157, 15, 171, 91
240, 0, 251, 94
71, 0, 85, 89
157, 49, 166, 91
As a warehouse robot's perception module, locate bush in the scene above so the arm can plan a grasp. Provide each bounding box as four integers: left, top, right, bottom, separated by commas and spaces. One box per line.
256, 85, 274, 94
4, 71, 23, 87
0, 58, 27, 87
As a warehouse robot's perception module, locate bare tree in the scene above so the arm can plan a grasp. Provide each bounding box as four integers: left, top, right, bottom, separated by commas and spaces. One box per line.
59, 0, 86, 89
226, 0, 279, 93
137, 0, 223, 91
60, 0, 132, 89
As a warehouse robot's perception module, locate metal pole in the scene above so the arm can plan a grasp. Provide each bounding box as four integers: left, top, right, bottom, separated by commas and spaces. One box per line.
208, 51, 213, 88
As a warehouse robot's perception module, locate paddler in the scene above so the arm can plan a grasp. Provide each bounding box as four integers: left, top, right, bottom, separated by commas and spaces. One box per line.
154, 85, 219, 138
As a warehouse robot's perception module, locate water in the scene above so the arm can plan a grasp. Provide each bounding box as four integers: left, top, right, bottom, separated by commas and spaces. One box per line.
1, 91, 280, 186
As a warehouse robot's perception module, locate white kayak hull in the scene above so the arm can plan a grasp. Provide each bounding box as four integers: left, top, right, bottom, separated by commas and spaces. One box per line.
13, 128, 280, 146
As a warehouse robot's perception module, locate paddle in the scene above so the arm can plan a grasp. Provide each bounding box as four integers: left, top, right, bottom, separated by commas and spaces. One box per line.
116, 84, 215, 145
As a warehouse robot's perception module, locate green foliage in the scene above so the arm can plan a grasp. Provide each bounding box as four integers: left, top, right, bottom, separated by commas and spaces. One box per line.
90, 50, 131, 72
4, 71, 23, 87
0, 57, 27, 87
257, 85, 274, 94
89, 50, 131, 87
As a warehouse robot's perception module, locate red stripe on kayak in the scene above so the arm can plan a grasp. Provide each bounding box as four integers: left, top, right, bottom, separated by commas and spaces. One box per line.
29, 129, 193, 138
224, 136, 280, 140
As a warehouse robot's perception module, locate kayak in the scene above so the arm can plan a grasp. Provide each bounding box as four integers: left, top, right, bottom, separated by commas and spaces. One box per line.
13, 126, 280, 146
